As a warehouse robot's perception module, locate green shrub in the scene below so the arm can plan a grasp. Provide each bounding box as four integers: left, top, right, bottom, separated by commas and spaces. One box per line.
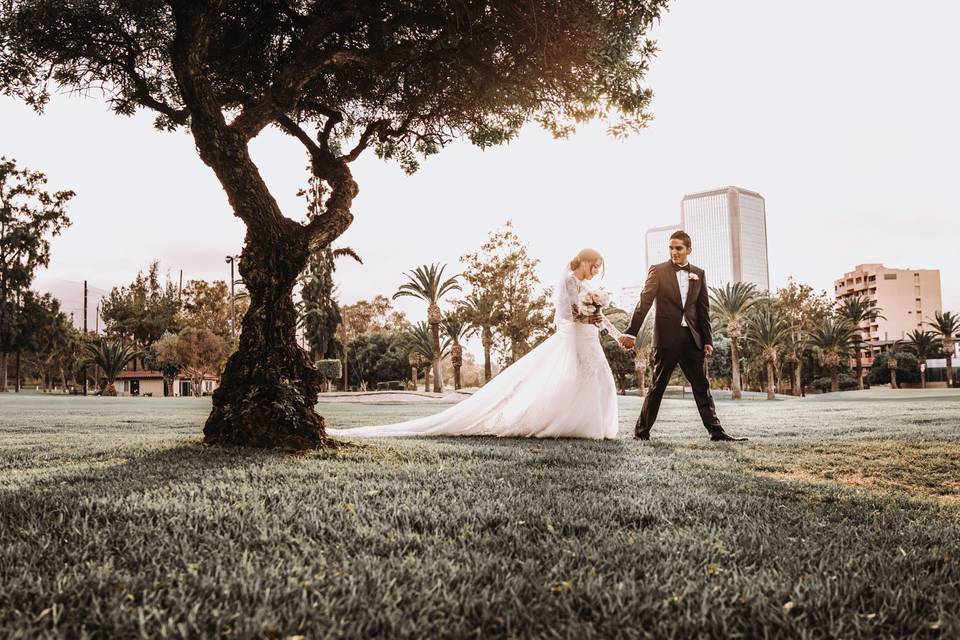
811, 374, 858, 392
867, 351, 920, 386
316, 359, 342, 381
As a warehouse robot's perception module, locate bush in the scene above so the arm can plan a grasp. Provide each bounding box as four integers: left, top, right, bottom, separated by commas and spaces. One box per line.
375, 380, 405, 391
316, 359, 343, 381
867, 351, 920, 386
811, 374, 858, 392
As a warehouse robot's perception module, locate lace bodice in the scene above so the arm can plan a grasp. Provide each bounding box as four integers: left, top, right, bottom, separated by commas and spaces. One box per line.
554, 273, 624, 340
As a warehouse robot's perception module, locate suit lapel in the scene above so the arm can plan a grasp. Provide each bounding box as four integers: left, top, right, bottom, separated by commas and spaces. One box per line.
684, 270, 701, 312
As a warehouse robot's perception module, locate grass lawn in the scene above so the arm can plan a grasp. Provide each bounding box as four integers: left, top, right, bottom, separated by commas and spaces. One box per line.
1, 390, 958, 638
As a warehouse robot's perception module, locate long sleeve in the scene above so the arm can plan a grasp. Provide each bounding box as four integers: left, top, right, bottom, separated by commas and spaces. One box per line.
600, 314, 623, 340
625, 265, 659, 337
697, 269, 713, 346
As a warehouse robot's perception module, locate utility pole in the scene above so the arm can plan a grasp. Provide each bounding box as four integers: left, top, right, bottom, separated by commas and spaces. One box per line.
225, 255, 236, 340
82, 280, 88, 396
178, 269, 183, 301
95, 302, 100, 334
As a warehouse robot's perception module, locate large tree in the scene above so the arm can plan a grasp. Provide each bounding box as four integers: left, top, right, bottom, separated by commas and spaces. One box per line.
745, 302, 790, 400
0, 157, 73, 391
101, 261, 182, 349
927, 311, 959, 388
458, 291, 500, 384
709, 282, 758, 400
773, 278, 835, 395
298, 246, 361, 370
461, 222, 552, 366
393, 263, 461, 392
180, 278, 234, 339
837, 294, 885, 390
1, 0, 668, 447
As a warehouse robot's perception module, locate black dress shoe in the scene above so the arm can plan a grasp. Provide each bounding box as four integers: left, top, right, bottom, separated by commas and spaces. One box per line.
710, 431, 748, 442
634, 431, 650, 441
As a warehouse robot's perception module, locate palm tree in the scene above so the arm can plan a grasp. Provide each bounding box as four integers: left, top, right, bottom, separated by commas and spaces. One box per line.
904, 329, 940, 389
746, 304, 791, 400
458, 292, 501, 384
710, 282, 759, 400
837, 295, 885, 390
406, 321, 451, 392
633, 319, 654, 396
782, 329, 809, 397
443, 313, 475, 390
394, 264, 461, 392
83, 337, 143, 396
811, 317, 854, 393
927, 311, 960, 388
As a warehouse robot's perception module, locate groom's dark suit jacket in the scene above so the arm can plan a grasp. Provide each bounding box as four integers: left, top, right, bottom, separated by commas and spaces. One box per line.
625, 260, 713, 350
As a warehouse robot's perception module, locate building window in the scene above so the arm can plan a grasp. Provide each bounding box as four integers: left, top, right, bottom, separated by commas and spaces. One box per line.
883, 273, 897, 280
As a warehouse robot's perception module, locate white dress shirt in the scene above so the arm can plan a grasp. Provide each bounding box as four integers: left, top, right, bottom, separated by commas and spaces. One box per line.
676, 264, 689, 327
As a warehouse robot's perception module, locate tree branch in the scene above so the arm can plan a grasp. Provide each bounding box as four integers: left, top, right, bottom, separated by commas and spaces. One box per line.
341, 119, 389, 162
275, 114, 321, 156
228, 9, 365, 141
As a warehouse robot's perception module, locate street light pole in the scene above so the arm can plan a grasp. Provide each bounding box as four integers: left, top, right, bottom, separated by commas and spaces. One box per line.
225, 255, 236, 341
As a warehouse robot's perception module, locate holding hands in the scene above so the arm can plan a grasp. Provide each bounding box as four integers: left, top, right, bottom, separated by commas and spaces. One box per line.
618, 335, 636, 349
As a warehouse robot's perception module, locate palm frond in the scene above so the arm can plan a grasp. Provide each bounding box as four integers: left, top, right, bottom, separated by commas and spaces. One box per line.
393, 263, 463, 303
332, 247, 363, 265
443, 312, 476, 343
406, 321, 451, 359
709, 282, 759, 333
927, 310, 960, 338
83, 338, 143, 384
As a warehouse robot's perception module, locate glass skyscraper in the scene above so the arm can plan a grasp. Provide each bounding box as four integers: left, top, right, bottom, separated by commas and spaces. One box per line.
626, 187, 770, 310
681, 187, 770, 292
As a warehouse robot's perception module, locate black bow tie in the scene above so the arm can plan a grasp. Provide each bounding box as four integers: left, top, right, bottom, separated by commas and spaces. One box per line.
672, 263, 690, 272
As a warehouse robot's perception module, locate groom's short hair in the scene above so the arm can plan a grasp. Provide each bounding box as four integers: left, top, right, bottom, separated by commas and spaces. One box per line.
670, 230, 692, 248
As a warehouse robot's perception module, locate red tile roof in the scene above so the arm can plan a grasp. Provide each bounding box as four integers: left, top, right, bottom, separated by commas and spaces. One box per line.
116, 370, 164, 379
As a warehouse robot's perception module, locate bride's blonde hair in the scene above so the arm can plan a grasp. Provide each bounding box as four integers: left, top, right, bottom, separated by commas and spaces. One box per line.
570, 248, 604, 275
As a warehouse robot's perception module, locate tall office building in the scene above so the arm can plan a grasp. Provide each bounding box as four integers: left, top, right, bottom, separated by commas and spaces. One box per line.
626, 186, 770, 309
681, 186, 770, 291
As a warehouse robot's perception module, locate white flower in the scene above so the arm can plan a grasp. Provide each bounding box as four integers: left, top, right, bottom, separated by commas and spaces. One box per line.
688, 272, 699, 281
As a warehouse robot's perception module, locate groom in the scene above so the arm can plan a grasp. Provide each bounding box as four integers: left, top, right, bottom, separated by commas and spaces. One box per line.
618, 231, 746, 442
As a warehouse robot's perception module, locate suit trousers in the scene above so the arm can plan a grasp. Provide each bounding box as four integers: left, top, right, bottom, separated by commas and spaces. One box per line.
636, 327, 722, 435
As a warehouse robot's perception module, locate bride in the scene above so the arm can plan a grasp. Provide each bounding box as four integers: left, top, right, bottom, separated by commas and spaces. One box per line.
327, 248, 625, 439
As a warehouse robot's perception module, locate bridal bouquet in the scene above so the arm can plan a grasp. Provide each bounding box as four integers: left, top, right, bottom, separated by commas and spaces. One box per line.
577, 288, 611, 317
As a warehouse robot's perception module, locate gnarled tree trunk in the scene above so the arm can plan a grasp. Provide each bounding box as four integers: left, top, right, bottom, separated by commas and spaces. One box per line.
204, 220, 325, 448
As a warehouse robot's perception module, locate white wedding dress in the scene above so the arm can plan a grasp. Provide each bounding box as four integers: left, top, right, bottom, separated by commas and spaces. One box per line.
327, 272, 622, 439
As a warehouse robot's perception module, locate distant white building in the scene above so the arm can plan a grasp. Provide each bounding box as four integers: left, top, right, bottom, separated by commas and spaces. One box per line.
645, 224, 683, 271
619, 284, 645, 312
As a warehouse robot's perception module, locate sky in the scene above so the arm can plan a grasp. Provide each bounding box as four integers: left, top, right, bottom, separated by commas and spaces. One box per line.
4, 0, 958, 354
